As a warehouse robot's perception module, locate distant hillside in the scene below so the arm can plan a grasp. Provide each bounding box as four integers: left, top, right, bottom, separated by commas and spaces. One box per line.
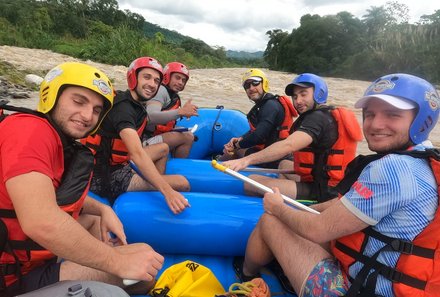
143, 22, 263, 60
226, 50, 264, 60
143, 22, 209, 48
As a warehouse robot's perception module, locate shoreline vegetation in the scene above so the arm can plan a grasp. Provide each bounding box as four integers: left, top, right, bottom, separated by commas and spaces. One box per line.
1, 45, 440, 157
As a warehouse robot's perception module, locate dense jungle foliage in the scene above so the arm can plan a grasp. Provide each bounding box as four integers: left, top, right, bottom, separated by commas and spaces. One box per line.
264, 2, 440, 82
0, 0, 439, 82
0, 0, 262, 68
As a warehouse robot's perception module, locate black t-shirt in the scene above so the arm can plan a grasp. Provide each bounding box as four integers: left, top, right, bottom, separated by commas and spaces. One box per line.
293, 106, 338, 150
100, 90, 146, 136
240, 93, 285, 148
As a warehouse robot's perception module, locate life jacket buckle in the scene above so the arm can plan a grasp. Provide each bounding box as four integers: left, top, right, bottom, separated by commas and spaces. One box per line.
391, 239, 414, 254
383, 268, 403, 283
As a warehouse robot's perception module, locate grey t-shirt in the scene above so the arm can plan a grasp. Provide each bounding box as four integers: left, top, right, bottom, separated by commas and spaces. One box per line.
145, 85, 179, 132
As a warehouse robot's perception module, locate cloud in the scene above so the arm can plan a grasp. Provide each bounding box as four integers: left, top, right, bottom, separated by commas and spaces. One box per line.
117, 0, 439, 51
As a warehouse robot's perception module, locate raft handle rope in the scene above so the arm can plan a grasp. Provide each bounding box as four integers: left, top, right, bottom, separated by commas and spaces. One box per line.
211, 160, 320, 214
210, 105, 224, 153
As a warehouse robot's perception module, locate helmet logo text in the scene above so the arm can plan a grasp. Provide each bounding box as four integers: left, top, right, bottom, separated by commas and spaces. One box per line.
425, 91, 440, 111
368, 79, 395, 94
149, 59, 161, 69
44, 68, 63, 83
93, 79, 112, 95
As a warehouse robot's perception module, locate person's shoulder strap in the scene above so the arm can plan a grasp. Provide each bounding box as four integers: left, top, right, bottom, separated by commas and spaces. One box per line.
335, 153, 385, 195
0, 100, 44, 117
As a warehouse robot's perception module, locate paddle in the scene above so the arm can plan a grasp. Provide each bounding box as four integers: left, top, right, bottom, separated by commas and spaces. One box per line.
123, 279, 139, 286
240, 167, 295, 174
211, 160, 320, 215
171, 124, 198, 133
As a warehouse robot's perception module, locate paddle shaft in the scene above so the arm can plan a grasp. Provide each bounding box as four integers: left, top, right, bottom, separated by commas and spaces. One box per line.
212, 162, 319, 214
241, 167, 295, 174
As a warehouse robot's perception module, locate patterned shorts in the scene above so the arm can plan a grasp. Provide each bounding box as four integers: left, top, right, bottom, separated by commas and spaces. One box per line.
90, 163, 134, 202
302, 258, 350, 297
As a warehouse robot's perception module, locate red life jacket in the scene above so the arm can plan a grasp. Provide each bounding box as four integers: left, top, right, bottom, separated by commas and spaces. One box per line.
332, 149, 440, 297
81, 96, 147, 165
277, 95, 299, 139
294, 106, 362, 185
248, 95, 299, 150
0, 106, 94, 289
153, 95, 181, 136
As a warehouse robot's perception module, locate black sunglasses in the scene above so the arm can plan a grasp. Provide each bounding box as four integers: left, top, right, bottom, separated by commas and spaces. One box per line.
243, 80, 261, 90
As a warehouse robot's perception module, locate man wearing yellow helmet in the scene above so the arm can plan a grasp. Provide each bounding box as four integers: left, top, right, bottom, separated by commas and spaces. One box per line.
143, 61, 198, 158
0, 62, 163, 295
218, 69, 294, 168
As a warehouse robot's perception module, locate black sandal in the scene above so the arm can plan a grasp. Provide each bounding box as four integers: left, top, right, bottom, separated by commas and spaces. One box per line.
233, 256, 261, 282
267, 260, 296, 294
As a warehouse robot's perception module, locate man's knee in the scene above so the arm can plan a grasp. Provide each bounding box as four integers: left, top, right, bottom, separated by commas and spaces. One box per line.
183, 132, 195, 144
158, 143, 170, 155
259, 213, 280, 233
145, 142, 169, 157
178, 176, 191, 192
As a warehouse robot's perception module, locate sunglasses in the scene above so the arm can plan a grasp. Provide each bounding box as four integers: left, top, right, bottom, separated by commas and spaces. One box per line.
243, 80, 261, 90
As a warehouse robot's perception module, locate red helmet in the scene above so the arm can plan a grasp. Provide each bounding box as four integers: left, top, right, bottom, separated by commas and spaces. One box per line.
163, 62, 189, 86
127, 57, 163, 90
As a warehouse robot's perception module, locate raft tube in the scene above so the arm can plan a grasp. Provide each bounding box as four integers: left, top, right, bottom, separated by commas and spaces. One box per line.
165, 158, 277, 195
176, 107, 249, 159
113, 191, 263, 256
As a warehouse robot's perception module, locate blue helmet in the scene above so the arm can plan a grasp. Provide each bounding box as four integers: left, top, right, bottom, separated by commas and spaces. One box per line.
361, 73, 440, 144
285, 73, 328, 104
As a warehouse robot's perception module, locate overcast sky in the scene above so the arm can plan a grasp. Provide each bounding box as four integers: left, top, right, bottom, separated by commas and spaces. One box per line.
117, 0, 439, 52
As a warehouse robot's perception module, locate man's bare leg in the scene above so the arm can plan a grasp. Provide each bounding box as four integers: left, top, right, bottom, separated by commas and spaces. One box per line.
278, 159, 301, 181
162, 132, 194, 158
244, 175, 298, 198
128, 173, 190, 192
243, 213, 331, 293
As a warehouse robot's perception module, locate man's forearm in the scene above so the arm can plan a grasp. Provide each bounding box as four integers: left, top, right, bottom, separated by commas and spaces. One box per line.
146, 103, 179, 125
82, 196, 110, 216
32, 210, 119, 275
246, 140, 292, 166
133, 152, 173, 194
147, 109, 179, 125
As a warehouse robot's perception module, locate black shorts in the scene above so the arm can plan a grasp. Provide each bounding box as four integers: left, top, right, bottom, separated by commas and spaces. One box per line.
90, 163, 134, 202
296, 182, 338, 202
4, 258, 60, 296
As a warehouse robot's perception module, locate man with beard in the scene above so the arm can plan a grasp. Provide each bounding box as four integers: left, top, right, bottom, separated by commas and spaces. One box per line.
218, 69, 296, 168
224, 73, 362, 203
85, 57, 190, 214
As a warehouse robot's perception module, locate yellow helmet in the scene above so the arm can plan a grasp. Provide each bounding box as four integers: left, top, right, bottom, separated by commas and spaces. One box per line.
38, 62, 114, 135
241, 69, 270, 93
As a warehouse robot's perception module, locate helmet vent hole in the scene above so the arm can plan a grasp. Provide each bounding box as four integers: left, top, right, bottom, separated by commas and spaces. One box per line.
390, 76, 399, 82
94, 72, 101, 78
425, 116, 433, 128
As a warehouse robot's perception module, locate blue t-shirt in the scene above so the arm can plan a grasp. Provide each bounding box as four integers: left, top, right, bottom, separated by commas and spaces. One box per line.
340, 145, 438, 296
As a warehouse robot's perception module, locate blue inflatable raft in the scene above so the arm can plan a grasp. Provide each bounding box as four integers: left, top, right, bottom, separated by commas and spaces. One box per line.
90, 107, 297, 295
175, 106, 250, 159
111, 191, 296, 296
